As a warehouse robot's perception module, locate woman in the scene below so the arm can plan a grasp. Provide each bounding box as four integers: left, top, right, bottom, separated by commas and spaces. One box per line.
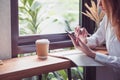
69, 0, 120, 80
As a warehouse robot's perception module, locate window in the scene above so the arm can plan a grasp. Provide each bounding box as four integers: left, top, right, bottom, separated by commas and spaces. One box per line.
11, 0, 82, 57
11, 0, 96, 80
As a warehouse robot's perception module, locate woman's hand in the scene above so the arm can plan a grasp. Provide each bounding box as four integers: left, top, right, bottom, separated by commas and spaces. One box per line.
68, 34, 96, 58
74, 26, 90, 44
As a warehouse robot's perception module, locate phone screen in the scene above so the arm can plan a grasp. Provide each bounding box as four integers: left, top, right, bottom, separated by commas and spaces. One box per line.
65, 30, 71, 34
65, 30, 74, 35
65, 30, 76, 38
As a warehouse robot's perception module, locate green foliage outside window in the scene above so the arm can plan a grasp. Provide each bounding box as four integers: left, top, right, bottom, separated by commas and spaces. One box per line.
19, 0, 79, 35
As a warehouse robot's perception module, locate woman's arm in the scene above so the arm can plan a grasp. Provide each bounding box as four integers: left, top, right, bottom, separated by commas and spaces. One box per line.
87, 16, 107, 48
69, 30, 120, 69
95, 52, 120, 69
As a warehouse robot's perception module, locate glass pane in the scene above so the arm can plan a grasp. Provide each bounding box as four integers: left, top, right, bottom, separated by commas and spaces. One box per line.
19, 0, 81, 36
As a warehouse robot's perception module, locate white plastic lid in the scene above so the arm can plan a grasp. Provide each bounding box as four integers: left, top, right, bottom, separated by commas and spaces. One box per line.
36, 39, 50, 44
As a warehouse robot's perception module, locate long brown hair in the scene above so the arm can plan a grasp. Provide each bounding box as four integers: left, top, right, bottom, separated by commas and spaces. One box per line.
104, 0, 120, 41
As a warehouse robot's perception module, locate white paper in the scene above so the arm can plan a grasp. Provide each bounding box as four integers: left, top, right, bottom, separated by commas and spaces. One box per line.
49, 49, 103, 66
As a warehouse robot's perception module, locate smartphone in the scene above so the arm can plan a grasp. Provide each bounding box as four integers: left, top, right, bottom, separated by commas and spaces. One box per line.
65, 30, 76, 40
65, 30, 74, 35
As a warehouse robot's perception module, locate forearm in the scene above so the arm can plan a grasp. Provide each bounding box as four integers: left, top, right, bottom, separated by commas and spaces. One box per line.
95, 52, 120, 69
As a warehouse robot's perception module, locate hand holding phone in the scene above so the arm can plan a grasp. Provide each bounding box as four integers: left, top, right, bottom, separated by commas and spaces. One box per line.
65, 30, 74, 35
65, 30, 76, 40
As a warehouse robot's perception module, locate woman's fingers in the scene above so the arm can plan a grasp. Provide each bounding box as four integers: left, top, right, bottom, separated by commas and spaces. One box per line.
75, 27, 90, 37
75, 27, 81, 37
75, 27, 86, 38
81, 28, 86, 37
82, 28, 91, 37
78, 38, 90, 50
68, 34, 83, 50
75, 26, 83, 42
80, 28, 88, 37
68, 34, 79, 47
77, 38, 91, 54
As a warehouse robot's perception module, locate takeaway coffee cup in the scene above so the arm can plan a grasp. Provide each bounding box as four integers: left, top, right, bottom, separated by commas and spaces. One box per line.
36, 39, 50, 59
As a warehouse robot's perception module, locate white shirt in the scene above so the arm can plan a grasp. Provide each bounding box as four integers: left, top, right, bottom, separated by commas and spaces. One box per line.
87, 15, 120, 80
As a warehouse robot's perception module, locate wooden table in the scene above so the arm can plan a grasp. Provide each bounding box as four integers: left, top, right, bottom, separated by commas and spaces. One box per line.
0, 56, 72, 80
